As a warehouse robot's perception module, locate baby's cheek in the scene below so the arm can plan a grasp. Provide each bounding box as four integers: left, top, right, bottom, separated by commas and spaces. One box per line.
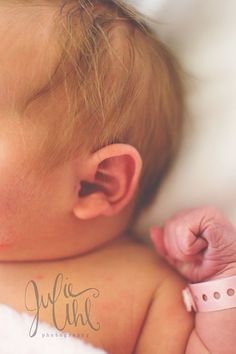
0, 175, 19, 217
0, 169, 36, 243
0, 189, 19, 246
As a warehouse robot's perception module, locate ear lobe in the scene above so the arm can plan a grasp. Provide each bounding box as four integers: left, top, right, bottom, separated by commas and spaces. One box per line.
73, 144, 142, 220
73, 192, 111, 219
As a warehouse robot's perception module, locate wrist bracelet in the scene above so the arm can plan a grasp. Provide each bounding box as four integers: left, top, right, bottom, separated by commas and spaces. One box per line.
182, 275, 236, 312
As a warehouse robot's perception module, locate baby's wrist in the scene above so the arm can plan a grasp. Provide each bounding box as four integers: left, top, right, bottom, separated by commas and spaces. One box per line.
205, 263, 236, 281
183, 271, 236, 313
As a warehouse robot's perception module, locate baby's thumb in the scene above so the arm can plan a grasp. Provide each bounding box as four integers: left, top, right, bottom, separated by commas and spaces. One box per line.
150, 226, 167, 258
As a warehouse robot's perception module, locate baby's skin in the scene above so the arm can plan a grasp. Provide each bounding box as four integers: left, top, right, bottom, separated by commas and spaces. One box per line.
151, 206, 236, 354
0, 235, 193, 354
4, 203, 236, 354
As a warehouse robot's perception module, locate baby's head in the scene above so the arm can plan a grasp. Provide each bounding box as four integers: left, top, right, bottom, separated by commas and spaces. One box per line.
0, 0, 183, 261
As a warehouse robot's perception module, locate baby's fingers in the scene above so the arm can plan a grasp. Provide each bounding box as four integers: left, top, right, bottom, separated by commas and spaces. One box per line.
160, 226, 208, 263
178, 231, 208, 258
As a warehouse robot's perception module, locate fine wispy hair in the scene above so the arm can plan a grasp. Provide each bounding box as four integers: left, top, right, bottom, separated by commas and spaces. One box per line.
21, 0, 183, 219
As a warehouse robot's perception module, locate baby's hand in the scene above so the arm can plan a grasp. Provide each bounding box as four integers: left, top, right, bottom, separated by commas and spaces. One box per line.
150, 206, 236, 282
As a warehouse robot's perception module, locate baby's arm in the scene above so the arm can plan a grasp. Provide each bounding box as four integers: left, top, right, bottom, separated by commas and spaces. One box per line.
134, 265, 194, 354
151, 206, 236, 354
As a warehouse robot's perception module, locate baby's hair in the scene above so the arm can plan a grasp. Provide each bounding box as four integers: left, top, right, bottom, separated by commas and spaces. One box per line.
23, 0, 183, 219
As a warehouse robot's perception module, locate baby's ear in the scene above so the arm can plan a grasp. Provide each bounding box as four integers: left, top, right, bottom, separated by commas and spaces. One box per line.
73, 144, 142, 220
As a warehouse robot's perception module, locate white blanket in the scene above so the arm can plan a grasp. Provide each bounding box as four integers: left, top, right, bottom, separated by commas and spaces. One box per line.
0, 304, 108, 354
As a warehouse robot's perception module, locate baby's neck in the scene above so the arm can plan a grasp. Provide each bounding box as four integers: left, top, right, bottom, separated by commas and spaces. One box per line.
0, 202, 134, 263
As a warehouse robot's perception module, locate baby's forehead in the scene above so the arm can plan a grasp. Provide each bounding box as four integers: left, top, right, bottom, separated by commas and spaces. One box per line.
0, 3, 61, 112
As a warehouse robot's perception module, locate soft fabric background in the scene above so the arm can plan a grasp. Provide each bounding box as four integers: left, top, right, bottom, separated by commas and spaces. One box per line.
126, 0, 236, 240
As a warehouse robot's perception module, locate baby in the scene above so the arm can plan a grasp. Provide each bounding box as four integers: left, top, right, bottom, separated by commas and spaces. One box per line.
1, 1, 236, 353
0, 1, 193, 353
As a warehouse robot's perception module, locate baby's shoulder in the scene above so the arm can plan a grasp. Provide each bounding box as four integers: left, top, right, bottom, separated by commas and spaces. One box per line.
70, 233, 188, 294
57, 234, 191, 353
87, 235, 168, 282
96, 234, 182, 286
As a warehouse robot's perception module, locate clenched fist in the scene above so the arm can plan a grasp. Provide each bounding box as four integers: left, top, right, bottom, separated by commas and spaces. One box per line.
150, 206, 236, 282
